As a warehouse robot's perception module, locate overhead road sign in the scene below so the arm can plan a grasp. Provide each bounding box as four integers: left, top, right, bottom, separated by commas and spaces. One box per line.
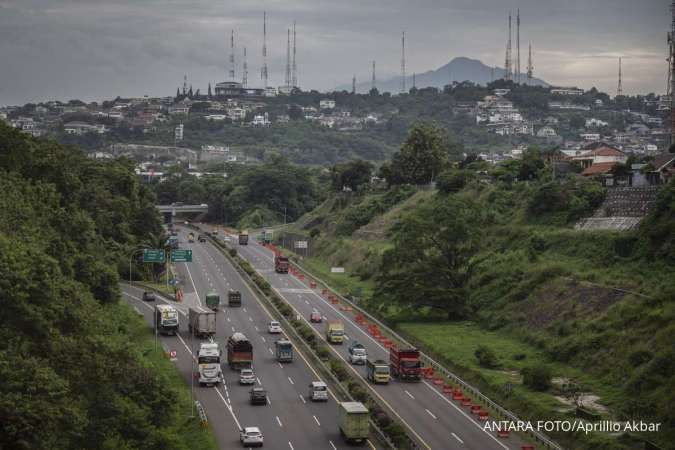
143, 249, 165, 263
171, 249, 193, 262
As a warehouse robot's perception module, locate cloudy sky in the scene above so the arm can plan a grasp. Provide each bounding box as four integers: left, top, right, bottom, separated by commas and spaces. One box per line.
0, 0, 670, 105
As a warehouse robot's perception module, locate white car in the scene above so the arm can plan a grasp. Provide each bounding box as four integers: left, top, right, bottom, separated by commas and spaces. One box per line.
240, 427, 264, 447
267, 321, 282, 334
239, 368, 256, 385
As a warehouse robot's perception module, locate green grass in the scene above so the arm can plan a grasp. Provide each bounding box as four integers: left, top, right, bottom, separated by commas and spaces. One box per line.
120, 303, 219, 450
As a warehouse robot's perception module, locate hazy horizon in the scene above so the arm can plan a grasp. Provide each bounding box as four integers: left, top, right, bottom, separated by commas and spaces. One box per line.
0, 0, 670, 105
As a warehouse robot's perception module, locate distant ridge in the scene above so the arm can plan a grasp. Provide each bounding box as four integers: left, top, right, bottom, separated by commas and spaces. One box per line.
337, 56, 550, 94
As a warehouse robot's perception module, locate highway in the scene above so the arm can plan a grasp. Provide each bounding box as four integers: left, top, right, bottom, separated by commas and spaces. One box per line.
220, 230, 529, 450
125, 227, 374, 450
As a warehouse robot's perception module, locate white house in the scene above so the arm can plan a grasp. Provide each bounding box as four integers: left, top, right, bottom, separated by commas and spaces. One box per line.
64, 122, 107, 135
168, 105, 190, 115
319, 99, 336, 109
580, 133, 601, 141
551, 87, 584, 96
585, 118, 608, 128
251, 113, 270, 126
205, 114, 228, 121
536, 126, 557, 138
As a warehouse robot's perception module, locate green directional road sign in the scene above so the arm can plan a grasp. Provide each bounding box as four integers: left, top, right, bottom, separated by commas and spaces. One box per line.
171, 249, 192, 263
143, 249, 165, 263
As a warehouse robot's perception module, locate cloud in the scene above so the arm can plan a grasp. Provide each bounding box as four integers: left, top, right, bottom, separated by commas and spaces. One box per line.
0, 0, 670, 104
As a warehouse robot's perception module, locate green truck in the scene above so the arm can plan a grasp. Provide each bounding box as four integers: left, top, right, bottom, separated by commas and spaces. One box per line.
274, 339, 293, 362
338, 402, 369, 444
205, 291, 220, 311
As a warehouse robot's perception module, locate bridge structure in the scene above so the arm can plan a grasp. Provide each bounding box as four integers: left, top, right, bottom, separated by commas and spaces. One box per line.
156, 204, 209, 223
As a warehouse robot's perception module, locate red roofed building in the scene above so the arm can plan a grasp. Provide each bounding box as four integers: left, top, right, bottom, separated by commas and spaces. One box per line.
581, 162, 617, 176
647, 153, 675, 185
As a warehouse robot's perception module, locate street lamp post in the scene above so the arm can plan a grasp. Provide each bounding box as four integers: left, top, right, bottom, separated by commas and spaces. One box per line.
128, 247, 149, 284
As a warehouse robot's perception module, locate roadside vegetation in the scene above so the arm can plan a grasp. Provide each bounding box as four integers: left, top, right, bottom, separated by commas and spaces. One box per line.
0, 123, 216, 450
280, 122, 675, 449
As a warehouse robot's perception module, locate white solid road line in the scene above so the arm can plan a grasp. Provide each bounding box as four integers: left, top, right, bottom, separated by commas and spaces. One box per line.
183, 259, 201, 306
276, 416, 283, 427
452, 432, 464, 444
313, 415, 321, 426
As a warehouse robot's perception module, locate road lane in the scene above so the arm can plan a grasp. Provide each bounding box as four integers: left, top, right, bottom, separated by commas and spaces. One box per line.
173, 228, 356, 449
229, 233, 526, 450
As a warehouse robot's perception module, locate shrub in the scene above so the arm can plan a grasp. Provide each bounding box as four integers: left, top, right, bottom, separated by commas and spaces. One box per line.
522, 364, 552, 391
229, 248, 237, 257
330, 359, 349, 381
309, 228, 320, 238
475, 345, 501, 369
628, 349, 653, 368
315, 346, 330, 360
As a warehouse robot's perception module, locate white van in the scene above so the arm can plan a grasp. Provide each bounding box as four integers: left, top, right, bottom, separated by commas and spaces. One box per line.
309, 381, 328, 402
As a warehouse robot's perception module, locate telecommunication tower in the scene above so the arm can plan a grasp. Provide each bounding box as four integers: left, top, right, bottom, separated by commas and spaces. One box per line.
292, 21, 298, 88
242, 47, 248, 87
617, 57, 623, 97
261, 12, 269, 87
401, 31, 406, 93
371, 60, 376, 91
285, 29, 291, 88
352, 75, 356, 94
229, 30, 235, 80
504, 12, 513, 81
516, 9, 521, 83
526, 44, 534, 85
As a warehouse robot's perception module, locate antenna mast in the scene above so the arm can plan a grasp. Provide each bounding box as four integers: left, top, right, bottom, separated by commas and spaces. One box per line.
352, 75, 356, 94
401, 31, 406, 93
371, 60, 376, 91
505, 12, 512, 81
242, 47, 248, 87
292, 21, 298, 88
516, 9, 521, 83
285, 28, 291, 88
183, 74, 187, 95
526, 43, 534, 85
229, 30, 235, 80
261, 11, 268, 87
617, 57, 623, 97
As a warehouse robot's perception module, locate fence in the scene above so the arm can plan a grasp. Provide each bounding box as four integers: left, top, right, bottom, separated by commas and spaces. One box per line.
288, 258, 564, 450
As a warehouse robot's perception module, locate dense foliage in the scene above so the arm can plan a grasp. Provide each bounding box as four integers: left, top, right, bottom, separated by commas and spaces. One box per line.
0, 123, 202, 449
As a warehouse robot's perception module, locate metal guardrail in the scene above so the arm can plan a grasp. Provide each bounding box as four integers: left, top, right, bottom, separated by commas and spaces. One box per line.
204, 235, 403, 449
195, 400, 208, 427
288, 259, 564, 450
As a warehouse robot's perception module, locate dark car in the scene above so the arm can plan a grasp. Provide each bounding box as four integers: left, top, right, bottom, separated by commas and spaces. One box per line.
198, 234, 206, 242
249, 387, 267, 405
142, 291, 156, 302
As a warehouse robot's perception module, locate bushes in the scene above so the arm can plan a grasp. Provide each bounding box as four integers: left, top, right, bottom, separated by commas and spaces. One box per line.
521, 364, 552, 391
330, 359, 349, 381
475, 345, 501, 369
229, 248, 237, 257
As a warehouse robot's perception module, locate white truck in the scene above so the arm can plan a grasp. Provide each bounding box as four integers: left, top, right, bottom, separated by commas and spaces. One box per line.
154, 304, 179, 335
188, 305, 216, 338
198, 342, 222, 386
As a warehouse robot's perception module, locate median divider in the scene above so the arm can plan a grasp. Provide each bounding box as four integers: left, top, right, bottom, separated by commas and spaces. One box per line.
191, 227, 419, 450
285, 256, 563, 450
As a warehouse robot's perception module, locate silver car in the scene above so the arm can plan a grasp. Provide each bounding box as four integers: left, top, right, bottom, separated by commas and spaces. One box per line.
239, 368, 255, 385
240, 427, 263, 447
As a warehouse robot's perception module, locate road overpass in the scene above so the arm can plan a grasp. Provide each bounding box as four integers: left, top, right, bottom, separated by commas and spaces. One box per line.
156, 204, 209, 223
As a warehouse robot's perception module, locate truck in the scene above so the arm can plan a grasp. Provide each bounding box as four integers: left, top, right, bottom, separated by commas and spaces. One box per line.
228, 290, 242, 307
274, 255, 289, 273
227, 332, 253, 369
389, 347, 422, 381
366, 359, 390, 384
188, 306, 216, 338
154, 304, 179, 335
348, 342, 367, 365
274, 339, 293, 362
338, 402, 369, 444
262, 229, 273, 245
325, 321, 345, 344
238, 230, 249, 245
197, 342, 222, 386
188, 232, 195, 243
205, 290, 220, 311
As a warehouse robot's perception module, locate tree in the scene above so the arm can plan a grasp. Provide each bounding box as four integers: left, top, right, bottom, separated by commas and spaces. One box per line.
376, 197, 478, 319
331, 160, 373, 192
386, 122, 449, 185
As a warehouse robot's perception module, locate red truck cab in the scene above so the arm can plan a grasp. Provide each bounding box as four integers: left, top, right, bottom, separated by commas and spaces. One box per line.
389, 347, 422, 381
274, 255, 289, 273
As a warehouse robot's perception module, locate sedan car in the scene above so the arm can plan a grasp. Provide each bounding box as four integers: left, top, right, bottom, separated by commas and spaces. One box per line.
267, 321, 282, 334
142, 291, 156, 302
249, 387, 268, 405
239, 368, 256, 385
240, 427, 263, 447
310, 310, 322, 323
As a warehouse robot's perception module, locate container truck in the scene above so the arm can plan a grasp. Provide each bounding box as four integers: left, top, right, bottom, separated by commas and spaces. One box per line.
238, 230, 249, 245
366, 359, 390, 384
228, 290, 242, 307
389, 347, 422, 381
325, 321, 345, 344
188, 306, 216, 338
227, 332, 253, 369
338, 402, 369, 444
154, 304, 179, 335
275, 339, 293, 362
205, 290, 220, 311
197, 342, 222, 386
274, 255, 289, 273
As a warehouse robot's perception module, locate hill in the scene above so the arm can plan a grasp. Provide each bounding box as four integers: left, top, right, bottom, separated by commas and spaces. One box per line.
280, 155, 674, 449
338, 56, 550, 93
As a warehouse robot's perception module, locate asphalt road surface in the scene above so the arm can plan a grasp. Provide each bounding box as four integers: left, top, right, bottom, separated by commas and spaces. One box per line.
123, 229, 374, 449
